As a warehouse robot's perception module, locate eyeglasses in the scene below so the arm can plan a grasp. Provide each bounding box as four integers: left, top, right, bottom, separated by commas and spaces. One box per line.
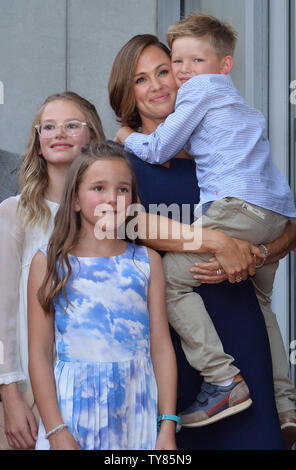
35, 120, 88, 137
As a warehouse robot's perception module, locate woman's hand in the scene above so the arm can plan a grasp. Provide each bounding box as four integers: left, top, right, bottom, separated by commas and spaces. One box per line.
190, 257, 228, 284
190, 253, 264, 283
48, 428, 81, 450
1, 383, 38, 449
211, 234, 263, 283
114, 126, 134, 144
191, 223, 296, 283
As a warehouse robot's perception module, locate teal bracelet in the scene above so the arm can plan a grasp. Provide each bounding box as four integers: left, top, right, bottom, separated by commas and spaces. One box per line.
157, 414, 182, 433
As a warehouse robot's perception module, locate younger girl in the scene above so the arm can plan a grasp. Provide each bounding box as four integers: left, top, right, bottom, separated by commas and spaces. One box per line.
28, 143, 179, 450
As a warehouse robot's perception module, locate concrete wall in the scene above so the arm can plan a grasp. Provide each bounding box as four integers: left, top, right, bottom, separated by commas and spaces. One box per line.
0, 0, 157, 154
0, 0, 266, 151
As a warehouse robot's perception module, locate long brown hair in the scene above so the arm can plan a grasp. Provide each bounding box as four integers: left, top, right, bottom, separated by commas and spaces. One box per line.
38, 142, 139, 315
108, 34, 171, 130
18, 92, 106, 231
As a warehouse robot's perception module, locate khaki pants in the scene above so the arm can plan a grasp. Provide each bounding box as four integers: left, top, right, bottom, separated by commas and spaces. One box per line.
164, 198, 296, 412
0, 389, 39, 450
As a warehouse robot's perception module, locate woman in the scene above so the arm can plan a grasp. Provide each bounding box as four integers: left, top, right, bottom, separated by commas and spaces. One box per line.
108, 34, 296, 449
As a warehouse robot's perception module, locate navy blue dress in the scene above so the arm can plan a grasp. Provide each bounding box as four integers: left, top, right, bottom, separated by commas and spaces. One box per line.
123, 147, 283, 450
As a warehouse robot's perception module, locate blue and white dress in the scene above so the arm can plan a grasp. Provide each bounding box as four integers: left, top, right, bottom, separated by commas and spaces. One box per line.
35, 243, 158, 450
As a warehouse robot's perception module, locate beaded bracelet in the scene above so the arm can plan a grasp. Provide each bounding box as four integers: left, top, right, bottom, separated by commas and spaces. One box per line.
45, 423, 68, 439
157, 414, 182, 433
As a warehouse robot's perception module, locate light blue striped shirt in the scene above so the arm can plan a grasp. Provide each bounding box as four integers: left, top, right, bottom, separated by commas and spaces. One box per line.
125, 74, 296, 218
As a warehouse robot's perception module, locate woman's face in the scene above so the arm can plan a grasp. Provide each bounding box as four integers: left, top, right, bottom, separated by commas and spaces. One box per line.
39, 99, 91, 166
133, 46, 178, 126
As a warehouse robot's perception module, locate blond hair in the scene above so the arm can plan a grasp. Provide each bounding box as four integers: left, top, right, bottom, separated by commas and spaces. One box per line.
166, 11, 237, 58
18, 92, 106, 231
108, 34, 171, 130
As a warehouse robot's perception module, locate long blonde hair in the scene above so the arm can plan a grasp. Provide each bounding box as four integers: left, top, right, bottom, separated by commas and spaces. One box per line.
38, 142, 140, 315
18, 92, 106, 230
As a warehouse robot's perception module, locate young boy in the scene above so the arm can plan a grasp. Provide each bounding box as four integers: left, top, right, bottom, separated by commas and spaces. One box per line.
117, 12, 296, 433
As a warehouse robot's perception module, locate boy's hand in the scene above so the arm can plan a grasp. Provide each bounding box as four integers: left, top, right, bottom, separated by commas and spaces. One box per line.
114, 126, 134, 144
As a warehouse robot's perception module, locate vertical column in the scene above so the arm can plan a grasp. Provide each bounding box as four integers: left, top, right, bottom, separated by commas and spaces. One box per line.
157, 0, 181, 44
289, 0, 296, 385
185, 0, 202, 16
269, 0, 291, 353
197, 0, 247, 100
0, 80, 3, 104
65, 0, 70, 91
244, 0, 269, 121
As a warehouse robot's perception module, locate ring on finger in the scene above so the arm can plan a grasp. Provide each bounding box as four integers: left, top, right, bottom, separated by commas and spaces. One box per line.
235, 276, 243, 282
216, 268, 222, 275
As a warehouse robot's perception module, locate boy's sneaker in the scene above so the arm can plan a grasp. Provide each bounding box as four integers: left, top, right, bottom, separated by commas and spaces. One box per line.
179, 374, 252, 427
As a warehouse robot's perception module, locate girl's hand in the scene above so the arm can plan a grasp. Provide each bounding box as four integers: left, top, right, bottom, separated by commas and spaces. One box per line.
1, 384, 38, 449
114, 126, 134, 144
155, 431, 177, 450
48, 428, 81, 450
155, 420, 178, 450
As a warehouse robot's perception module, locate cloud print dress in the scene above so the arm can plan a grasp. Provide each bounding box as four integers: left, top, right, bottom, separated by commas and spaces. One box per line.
35, 243, 158, 450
